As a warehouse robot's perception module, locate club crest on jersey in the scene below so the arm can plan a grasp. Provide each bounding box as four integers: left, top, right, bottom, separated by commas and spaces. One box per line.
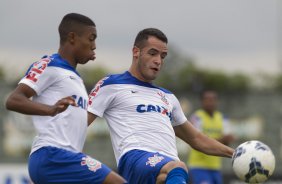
88, 77, 109, 106
157, 92, 169, 105
146, 154, 164, 167
81, 156, 102, 172
26, 57, 51, 82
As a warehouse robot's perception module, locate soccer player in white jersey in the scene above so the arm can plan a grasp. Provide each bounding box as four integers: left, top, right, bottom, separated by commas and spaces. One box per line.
87, 28, 235, 184
5, 13, 125, 184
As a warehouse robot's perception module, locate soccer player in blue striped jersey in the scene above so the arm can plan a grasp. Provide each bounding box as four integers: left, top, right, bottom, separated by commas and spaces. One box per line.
5, 13, 125, 184
87, 28, 235, 184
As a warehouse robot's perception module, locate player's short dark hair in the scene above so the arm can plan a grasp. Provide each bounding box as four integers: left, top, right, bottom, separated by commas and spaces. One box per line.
59, 13, 96, 44
134, 28, 168, 49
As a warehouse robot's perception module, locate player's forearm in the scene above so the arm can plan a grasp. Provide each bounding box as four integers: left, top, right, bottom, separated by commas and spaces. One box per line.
193, 132, 234, 158
217, 134, 235, 145
174, 122, 234, 158
6, 93, 54, 116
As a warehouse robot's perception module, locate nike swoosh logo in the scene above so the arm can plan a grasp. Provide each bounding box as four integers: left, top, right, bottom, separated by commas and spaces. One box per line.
131, 90, 137, 93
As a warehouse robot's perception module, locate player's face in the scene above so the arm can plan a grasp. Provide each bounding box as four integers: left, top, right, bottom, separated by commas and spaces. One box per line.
73, 26, 97, 64
134, 36, 168, 82
202, 92, 218, 112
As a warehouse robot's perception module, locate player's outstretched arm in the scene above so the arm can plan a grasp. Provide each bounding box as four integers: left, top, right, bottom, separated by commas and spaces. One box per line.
6, 83, 76, 116
217, 134, 236, 145
174, 121, 234, 158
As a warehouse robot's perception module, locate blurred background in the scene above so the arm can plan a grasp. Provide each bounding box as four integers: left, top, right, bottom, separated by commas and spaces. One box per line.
1, 0, 282, 183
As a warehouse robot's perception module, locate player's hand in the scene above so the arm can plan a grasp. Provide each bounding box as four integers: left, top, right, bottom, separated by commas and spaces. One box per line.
49, 96, 77, 116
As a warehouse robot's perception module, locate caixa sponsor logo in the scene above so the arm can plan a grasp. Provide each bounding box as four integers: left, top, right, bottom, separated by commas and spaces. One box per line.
72, 95, 87, 110
136, 104, 172, 121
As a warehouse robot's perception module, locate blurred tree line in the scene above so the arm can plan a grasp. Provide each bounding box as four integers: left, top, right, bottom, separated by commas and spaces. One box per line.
76, 47, 279, 95
79, 66, 109, 90
155, 47, 251, 96
1, 47, 282, 94
0, 67, 4, 81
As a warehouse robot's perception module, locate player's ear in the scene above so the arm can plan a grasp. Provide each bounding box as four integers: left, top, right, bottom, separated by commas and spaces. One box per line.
132, 46, 140, 59
67, 32, 76, 44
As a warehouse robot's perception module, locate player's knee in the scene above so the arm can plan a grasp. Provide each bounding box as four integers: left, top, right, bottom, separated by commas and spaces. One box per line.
159, 161, 188, 177
176, 161, 188, 171
157, 161, 188, 184
103, 171, 127, 184
166, 166, 189, 184
168, 161, 188, 173
156, 173, 167, 184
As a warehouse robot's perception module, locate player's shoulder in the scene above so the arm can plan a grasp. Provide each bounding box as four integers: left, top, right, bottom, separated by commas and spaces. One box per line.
194, 109, 206, 117
25, 54, 69, 75
100, 71, 173, 94
48, 54, 80, 76
157, 86, 173, 94
23, 55, 54, 82
215, 110, 225, 116
100, 71, 148, 87
100, 72, 130, 87
24, 53, 82, 83
214, 110, 224, 117
29, 53, 80, 75
25, 55, 52, 74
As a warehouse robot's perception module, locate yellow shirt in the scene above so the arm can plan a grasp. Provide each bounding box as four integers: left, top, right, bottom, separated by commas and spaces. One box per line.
187, 109, 225, 170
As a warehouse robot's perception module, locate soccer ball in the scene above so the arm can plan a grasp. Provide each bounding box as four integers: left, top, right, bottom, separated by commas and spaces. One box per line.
232, 140, 275, 183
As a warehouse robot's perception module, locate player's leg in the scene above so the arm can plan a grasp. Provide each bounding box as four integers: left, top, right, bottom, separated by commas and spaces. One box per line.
157, 160, 189, 184
28, 146, 125, 184
118, 149, 174, 184
103, 171, 127, 184
28, 148, 43, 184
189, 168, 212, 184
211, 170, 223, 184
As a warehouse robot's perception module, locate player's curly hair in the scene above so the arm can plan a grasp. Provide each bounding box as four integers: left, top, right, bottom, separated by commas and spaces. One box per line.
134, 28, 168, 49
58, 13, 96, 44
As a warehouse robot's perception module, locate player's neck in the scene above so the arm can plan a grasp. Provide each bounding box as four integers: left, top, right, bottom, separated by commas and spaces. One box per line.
204, 109, 214, 117
58, 47, 77, 69
128, 67, 152, 83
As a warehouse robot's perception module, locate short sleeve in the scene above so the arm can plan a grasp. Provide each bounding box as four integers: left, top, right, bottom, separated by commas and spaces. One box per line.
19, 58, 56, 95
87, 77, 116, 117
171, 95, 188, 127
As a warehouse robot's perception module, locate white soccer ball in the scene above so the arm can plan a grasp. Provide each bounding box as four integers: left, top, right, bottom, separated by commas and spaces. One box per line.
231, 140, 275, 183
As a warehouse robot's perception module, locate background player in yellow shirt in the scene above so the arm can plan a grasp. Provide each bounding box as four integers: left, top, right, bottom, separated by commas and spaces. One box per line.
187, 90, 235, 184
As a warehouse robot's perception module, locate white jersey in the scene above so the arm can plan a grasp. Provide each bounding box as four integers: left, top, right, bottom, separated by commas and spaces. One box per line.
88, 71, 187, 164
19, 54, 88, 154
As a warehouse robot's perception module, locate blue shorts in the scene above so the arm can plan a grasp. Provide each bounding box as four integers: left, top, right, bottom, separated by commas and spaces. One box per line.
189, 168, 222, 184
118, 149, 174, 184
28, 146, 111, 184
